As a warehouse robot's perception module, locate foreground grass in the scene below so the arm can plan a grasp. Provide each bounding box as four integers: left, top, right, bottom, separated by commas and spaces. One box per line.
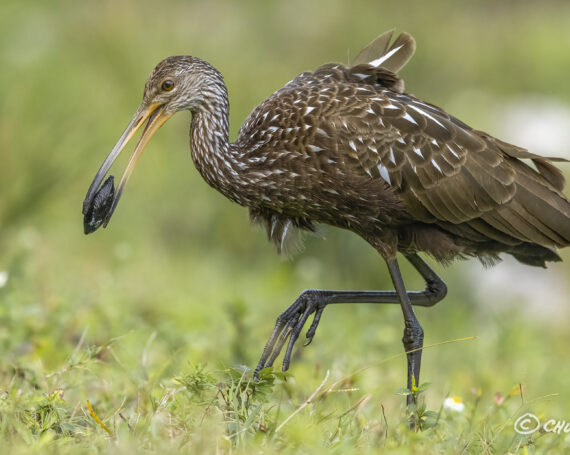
2, 286, 569, 454
1, 361, 566, 454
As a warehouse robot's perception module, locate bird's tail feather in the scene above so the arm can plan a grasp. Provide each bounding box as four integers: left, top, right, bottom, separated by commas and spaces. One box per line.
508, 243, 561, 268
512, 169, 570, 245
353, 29, 416, 73
482, 160, 570, 249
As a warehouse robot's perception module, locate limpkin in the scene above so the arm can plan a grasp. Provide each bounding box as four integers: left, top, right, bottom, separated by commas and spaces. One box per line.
83, 31, 570, 407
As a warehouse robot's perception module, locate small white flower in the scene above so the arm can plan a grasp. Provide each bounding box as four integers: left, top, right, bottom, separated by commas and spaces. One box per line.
444, 396, 465, 412
0, 271, 8, 288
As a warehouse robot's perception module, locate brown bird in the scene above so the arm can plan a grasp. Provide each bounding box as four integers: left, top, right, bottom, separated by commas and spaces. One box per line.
83, 30, 570, 408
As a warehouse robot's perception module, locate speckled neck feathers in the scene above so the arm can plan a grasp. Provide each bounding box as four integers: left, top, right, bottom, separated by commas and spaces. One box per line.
189, 77, 236, 198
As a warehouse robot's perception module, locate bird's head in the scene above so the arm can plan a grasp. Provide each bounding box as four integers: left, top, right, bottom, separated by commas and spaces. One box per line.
142, 56, 225, 114
82, 56, 224, 234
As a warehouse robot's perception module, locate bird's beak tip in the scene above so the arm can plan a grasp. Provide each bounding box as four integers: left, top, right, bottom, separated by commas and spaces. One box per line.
83, 102, 173, 234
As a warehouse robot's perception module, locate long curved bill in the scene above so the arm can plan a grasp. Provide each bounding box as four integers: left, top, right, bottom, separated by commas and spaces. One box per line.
82, 102, 173, 233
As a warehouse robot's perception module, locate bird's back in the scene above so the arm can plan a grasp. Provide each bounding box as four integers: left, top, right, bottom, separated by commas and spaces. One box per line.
234, 32, 570, 264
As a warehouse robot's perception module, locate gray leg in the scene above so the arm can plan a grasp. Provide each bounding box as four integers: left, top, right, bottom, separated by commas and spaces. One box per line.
385, 256, 423, 408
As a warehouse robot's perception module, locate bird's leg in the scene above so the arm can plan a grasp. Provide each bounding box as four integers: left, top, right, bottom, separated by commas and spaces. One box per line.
385, 256, 423, 409
254, 253, 444, 379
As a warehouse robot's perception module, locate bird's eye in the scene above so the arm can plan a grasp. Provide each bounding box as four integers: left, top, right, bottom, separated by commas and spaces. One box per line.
161, 80, 175, 91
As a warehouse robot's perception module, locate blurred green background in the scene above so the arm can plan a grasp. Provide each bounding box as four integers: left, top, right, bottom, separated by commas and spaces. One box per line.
1, 0, 570, 452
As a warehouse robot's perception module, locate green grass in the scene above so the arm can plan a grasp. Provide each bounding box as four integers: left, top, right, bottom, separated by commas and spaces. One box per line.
2, 0, 570, 453
2, 316, 569, 454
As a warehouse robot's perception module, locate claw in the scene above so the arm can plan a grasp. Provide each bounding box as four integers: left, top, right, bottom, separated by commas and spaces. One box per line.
255, 290, 332, 376
254, 317, 289, 378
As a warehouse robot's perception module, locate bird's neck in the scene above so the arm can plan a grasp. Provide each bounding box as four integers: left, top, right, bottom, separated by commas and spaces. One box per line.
189, 91, 246, 204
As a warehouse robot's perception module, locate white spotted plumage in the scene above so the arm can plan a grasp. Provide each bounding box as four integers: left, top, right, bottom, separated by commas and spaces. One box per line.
168, 32, 568, 259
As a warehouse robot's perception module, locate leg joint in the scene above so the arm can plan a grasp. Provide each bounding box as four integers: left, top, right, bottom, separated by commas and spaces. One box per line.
423, 277, 447, 307
298, 289, 332, 306
298, 288, 320, 300
402, 323, 424, 350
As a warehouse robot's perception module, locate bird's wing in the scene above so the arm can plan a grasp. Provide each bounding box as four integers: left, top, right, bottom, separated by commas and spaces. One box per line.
240, 64, 518, 224
238, 63, 569, 247
325, 83, 570, 246
325, 85, 513, 222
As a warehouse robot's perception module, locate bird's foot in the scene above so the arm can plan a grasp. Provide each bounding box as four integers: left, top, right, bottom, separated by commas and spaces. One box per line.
254, 289, 330, 378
